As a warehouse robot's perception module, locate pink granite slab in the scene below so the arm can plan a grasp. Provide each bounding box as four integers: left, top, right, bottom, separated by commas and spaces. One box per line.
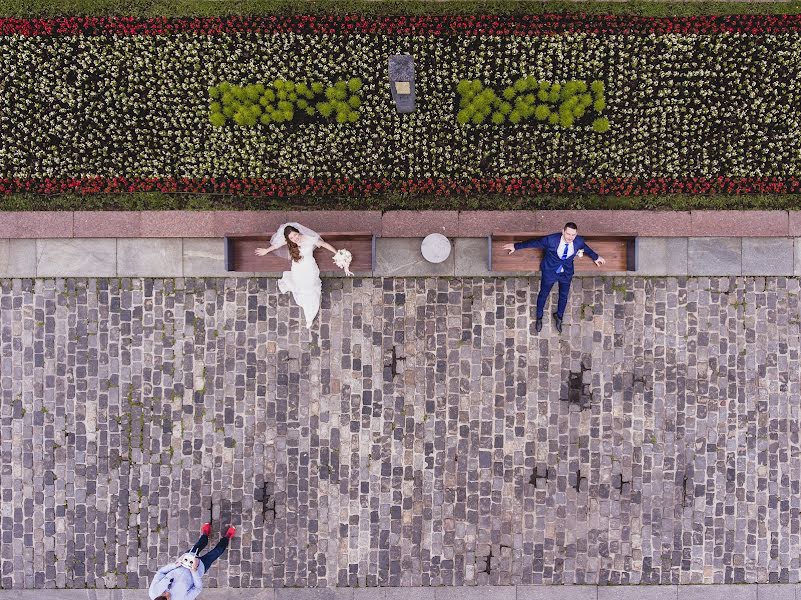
0, 212, 74, 238
457, 211, 538, 237
382, 211, 459, 237
691, 210, 788, 237
788, 211, 801, 236
140, 211, 217, 237
74, 211, 142, 237
213, 211, 290, 236
282, 210, 382, 234
536, 211, 692, 237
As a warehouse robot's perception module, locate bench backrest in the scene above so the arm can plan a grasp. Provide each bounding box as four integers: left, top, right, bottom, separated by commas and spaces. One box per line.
490, 232, 637, 272
224, 232, 376, 273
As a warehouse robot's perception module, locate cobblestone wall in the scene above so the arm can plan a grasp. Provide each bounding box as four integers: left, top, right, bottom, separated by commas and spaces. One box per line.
1, 276, 799, 589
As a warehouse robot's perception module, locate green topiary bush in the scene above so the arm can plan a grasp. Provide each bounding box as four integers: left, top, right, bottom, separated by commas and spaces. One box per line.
210, 78, 364, 127
455, 76, 608, 131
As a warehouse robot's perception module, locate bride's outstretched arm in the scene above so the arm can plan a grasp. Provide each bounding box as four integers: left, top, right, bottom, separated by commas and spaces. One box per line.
255, 242, 284, 256
317, 239, 338, 254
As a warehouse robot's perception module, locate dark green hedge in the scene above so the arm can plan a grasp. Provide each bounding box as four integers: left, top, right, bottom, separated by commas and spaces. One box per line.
2, 0, 801, 18
3, 193, 801, 211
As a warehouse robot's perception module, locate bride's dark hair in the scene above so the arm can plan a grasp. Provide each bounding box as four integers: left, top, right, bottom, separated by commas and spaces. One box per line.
284, 225, 302, 262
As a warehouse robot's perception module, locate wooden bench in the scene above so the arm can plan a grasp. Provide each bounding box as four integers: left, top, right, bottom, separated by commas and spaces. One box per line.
224, 232, 377, 273
489, 232, 637, 273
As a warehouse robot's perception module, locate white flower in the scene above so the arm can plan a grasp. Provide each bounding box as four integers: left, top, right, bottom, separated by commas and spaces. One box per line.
333, 248, 353, 276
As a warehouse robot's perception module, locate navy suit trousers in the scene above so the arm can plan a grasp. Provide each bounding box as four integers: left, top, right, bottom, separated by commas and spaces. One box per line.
536, 272, 572, 319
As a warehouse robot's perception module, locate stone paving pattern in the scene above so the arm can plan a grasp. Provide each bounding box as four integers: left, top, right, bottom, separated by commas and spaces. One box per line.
1, 276, 800, 590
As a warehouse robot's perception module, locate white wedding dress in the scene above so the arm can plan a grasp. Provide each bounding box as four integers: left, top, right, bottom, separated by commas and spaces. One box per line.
277, 235, 322, 328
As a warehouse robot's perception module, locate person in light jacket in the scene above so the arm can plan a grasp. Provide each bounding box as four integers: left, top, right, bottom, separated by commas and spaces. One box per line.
148, 522, 236, 600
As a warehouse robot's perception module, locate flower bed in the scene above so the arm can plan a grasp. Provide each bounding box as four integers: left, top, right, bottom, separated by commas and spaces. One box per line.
0, 14, 800, 197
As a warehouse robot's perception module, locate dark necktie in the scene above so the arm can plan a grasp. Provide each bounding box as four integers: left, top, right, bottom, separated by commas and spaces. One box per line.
557, 243, 568, 273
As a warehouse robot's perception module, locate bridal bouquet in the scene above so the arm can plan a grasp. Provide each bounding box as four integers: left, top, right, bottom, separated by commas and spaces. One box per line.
333, 248, 354, 276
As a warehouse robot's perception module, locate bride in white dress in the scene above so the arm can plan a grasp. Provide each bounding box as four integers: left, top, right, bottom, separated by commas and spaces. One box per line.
254, 222, 343, 329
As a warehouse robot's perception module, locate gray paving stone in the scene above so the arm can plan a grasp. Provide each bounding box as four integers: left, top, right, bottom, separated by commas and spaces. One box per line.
599, 586, 676, 600
387, 588, 435, 600
435, 587, 515, 600
679, 585, 757, 600
35, 238, 116, 277
276, 589, 353, 600
454, 238, 491, 276
0, 238, 37, 277
2, 276, 801, 590
688, 237, 741, 275
182, 237, 231, 277
374, 238, 454, 276
353, 589, 385, 600
517, 585, 597, 600
741, 238, 794, 275
756, 584, 797, 600
635, 237, 688, 275
117, 238, 183, 276
794, 238, 801, 276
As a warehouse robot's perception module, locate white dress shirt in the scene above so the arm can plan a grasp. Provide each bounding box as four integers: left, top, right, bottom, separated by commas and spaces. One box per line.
556, 238, 574, 273
557, 238, 575, 258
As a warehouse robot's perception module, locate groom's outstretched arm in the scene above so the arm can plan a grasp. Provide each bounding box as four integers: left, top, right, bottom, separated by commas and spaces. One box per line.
514, 236, 548, 251
581, 241, 600, 261
502, 236, 547, 254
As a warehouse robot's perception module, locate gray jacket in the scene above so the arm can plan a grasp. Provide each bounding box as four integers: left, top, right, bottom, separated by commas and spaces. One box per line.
148, 561, 207, 600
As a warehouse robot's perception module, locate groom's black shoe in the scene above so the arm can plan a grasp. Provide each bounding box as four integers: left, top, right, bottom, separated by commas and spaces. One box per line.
553, 312, 563, 334
535, 317, 543, 333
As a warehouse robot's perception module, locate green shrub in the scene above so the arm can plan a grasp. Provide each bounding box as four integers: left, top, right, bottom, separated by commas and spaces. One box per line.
592, 117, 611, 132
508, 110, 522, 124
260, 113, 272, 125
593, 98, 606, 112
548, 112, 560, 125
245, 84, 261, 101
538, 89, 550, 102
535, 105, 550, 120
209, 86, 220, 99
348, 78, 363, 92
209, 112, 226, 127
316, 102, 334, 118
502, 86, 516, 100
348, 96, 361, 108
311, 82, 324, 94
491, 111, 505, 124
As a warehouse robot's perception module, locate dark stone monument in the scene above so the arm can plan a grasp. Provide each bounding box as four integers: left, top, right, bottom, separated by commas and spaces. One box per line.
388, 54, 415, 113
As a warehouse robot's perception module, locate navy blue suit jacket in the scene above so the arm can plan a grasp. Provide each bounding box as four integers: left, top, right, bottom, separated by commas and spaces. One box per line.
514, 233, 599, 278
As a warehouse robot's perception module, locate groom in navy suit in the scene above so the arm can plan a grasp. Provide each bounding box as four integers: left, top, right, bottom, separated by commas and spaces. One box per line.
503, 222, 606, 334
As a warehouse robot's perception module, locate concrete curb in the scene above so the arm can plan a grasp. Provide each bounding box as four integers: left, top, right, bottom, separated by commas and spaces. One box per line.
0, 583, 798, 600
